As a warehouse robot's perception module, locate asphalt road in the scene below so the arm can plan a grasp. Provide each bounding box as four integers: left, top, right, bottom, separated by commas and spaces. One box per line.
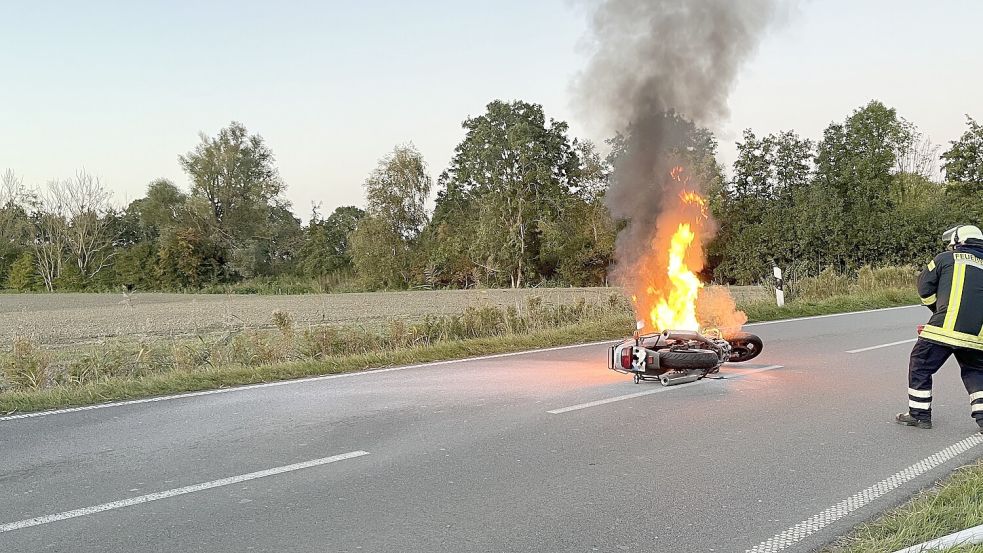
3, 305, 983, 553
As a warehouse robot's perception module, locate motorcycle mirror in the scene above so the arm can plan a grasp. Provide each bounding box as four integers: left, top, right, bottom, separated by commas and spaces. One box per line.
636, 320, 645, 331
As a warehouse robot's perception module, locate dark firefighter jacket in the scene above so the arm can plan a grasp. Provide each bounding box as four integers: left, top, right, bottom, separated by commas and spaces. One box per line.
918, 241, 983, 351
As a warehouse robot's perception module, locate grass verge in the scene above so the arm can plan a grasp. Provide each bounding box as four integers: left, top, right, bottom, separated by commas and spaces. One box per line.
0, 288, 920, 415
824, 460, 983, 553
0, 313, 631, 414
744, 288, 919, 323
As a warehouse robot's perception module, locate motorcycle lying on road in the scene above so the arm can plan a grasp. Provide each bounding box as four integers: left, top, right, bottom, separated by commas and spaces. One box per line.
608, 324, 764, 386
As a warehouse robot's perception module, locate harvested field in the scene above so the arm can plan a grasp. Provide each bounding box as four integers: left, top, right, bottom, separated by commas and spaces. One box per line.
0, 286, 770, 347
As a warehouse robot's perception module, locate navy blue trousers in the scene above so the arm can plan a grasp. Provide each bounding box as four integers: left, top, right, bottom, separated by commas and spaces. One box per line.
908, 338, 983, 426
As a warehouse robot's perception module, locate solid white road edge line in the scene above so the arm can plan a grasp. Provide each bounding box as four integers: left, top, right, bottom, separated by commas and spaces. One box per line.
891, 522, 983, 553
744, 304, 919, 327
0, 303, 920, 423
745, 433, 983, 553
0, 450, 370, 534
0, 341, 616, 423
547, 365, 784, 414
847, 338, 918, 354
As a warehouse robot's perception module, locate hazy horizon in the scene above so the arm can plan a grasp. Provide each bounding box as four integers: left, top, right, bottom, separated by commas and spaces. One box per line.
2, 0, 980, 219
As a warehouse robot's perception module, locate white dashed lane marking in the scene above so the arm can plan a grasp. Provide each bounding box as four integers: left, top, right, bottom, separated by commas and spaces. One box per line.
745, 434, 983, 553
0, 451, 370, 534
548, 365, 783, 414
846, 338, 917, 354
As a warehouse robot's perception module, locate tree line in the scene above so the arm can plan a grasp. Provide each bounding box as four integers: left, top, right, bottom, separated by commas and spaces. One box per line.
1, 100, 981, 292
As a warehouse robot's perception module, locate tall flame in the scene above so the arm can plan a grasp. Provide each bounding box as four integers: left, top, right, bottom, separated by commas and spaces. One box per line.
651, 221, 702, 331
628, 165, 745, 335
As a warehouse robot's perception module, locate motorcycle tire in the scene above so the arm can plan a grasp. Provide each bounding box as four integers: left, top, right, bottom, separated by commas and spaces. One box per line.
658, 348, 720, 370
727, 332, 764, 363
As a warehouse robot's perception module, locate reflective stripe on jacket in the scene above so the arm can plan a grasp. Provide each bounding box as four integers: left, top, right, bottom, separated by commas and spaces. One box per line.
918, 244, 983, 351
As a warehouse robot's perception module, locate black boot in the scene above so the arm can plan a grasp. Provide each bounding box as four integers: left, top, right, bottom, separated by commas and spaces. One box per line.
896, 412, 932, 429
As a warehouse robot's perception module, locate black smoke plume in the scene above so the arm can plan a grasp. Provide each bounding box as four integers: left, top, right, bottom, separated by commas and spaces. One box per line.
574, 0, 782, 331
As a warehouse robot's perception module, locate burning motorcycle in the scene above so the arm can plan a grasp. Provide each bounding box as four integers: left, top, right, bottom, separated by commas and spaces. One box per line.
608, 322, 763, 385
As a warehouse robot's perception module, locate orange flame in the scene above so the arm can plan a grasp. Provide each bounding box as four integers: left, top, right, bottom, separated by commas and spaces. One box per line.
629, 165, 745, 334
649, 222, 703, 331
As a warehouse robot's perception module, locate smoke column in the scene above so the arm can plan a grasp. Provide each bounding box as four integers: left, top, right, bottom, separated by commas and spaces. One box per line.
574, 0, 782, 333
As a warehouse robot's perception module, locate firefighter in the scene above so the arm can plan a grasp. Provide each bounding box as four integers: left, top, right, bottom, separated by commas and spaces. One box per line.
897, 225, 983, 431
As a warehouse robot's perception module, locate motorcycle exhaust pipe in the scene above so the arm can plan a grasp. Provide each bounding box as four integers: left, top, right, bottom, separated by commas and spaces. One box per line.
659, 372, 704, 386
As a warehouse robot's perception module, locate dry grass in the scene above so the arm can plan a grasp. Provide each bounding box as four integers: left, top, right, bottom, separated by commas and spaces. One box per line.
824, 460, 983, 553
0, 286, 769, 347
0, 296, 635, 413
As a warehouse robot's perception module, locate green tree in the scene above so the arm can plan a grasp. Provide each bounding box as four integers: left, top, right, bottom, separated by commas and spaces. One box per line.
417, 172, 479, 288
813, 101, 914, 268
350, 145, 432, 289
113, 242, 158, 289
6, 251, 37, 291
942, 116, 983, 185
179, 121, 285, 277
0, 171, 32, 267
711, 129, 814, 283
155, 226, 224, 288
539, 140, 616, 285
124, 179, 188, 243
364, 144, 432, 240
438, 100, 581, 287
299, 205, 365, 278
350, 216, 405, 289
152, 196, 227, 288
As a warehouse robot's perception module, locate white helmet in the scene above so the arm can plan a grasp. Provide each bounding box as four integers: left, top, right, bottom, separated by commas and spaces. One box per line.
943, 225, 983, 247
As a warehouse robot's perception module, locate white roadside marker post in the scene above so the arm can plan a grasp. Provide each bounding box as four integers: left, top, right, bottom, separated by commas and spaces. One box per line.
774, 265, 785, 307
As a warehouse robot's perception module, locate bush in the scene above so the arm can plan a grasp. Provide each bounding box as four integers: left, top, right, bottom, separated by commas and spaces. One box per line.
2, 337, 51, 389
6, 251, 37, 291
789, 265, 916, 301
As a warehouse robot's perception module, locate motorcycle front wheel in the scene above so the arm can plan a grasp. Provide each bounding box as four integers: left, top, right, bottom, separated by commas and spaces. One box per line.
727, 332, 763, 363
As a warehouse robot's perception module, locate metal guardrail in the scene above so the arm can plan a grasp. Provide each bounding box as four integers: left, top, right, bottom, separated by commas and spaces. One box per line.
891, 524, 983, 553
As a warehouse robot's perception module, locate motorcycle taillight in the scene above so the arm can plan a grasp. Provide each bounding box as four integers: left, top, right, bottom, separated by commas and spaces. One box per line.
620, 348, 632, 369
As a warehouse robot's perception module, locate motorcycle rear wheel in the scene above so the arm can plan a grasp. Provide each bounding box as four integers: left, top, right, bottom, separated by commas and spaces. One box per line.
659, 348, 720, 370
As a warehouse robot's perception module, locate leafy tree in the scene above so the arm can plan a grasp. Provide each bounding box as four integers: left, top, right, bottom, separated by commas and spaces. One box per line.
299, 205, 365, 278
124, 179, 188, 243
418, 172, 479, 287
942, 116, 983, 185
364, 144, 432, 240
0, 182, 32, 286
813, 101, 913, 267
179, 121, 285, 277
155, 226, 224, 288
351, 145, 432, 288
539, 140, 616, 285
712, 128, 818, 282
151, 196, 227, 288
438, 100, 581, 287
350, 215, 405, 289
540, 195, 617, 286
6, 251, 37, 291
113, 242, 157, 289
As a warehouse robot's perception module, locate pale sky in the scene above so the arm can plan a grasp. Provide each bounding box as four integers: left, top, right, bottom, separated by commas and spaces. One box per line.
1, 1, 980, 219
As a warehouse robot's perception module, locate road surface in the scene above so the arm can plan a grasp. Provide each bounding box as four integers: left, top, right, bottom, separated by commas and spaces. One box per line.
3, 305, 982, 553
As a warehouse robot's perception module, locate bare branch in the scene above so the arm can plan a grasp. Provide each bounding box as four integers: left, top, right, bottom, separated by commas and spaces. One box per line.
1, 168, 24, 206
